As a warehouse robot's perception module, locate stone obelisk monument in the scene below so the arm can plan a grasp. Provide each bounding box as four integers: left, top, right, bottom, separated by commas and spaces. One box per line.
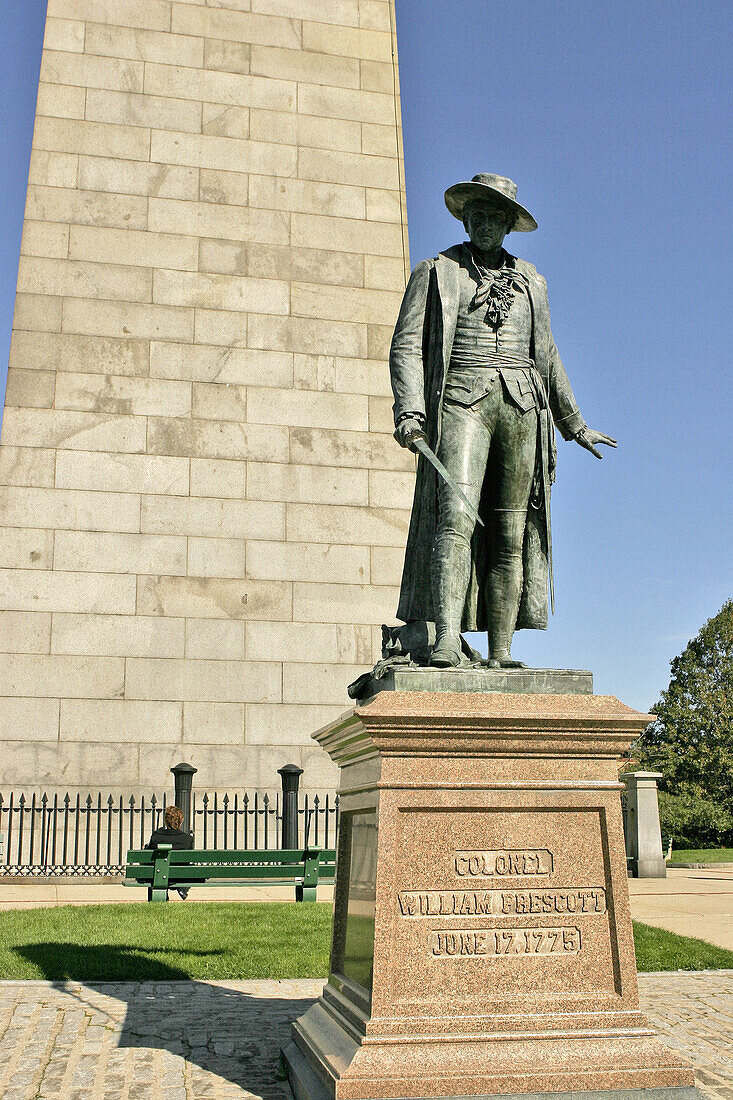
0, 0, 410, 798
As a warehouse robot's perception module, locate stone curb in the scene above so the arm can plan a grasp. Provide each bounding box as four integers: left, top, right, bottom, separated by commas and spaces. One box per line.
668, 862, 733, 869
0, 977, 328, 988
3, 972, 733, 989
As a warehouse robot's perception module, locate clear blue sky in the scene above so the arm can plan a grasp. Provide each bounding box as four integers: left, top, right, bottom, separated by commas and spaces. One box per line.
1, 0, 731, 711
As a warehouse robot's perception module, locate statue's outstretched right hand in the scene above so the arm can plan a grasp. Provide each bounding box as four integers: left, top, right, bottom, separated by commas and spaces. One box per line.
394, 417, 426, 450
574, 426, 618, 460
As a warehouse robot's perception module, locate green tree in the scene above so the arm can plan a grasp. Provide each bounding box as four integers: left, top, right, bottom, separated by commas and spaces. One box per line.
637, 599, 733, 846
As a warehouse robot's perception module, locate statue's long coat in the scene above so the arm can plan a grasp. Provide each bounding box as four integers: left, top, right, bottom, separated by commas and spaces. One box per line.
390, 245, 585, 631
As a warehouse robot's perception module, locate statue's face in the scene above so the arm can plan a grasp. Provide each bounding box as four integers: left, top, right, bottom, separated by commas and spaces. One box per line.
464, 201, 510, 252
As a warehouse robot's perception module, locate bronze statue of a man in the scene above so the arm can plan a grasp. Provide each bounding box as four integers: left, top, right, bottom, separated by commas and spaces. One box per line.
390, 173, 616, 669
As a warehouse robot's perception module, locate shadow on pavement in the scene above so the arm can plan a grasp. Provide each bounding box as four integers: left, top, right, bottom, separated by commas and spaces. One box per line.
14, 944, 318, 1097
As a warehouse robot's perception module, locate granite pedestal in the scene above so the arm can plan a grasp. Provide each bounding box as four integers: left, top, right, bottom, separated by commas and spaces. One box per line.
282, 675, 700, 1100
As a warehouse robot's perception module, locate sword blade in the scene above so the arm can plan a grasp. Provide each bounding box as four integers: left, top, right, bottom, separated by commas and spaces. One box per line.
412, 436, 484, 527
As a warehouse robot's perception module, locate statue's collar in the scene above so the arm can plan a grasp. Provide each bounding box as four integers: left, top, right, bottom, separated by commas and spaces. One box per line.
461, 244, 527, 293
463, 241, 514, 272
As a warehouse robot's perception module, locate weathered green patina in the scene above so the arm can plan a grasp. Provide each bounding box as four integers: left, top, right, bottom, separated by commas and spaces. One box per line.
390, 173, 616, 669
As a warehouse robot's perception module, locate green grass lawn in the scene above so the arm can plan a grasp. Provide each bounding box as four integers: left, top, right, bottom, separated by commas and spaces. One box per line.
633, 921, 733, 971
0, 902, 333, 981
668, 847, 733, 864
0, 904, 731, 981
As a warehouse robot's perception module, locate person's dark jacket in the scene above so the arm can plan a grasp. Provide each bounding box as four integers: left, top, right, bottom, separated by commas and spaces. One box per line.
145, 826, 194, 851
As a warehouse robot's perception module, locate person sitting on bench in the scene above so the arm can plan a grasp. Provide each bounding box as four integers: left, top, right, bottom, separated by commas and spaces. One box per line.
146, 805, 194, 900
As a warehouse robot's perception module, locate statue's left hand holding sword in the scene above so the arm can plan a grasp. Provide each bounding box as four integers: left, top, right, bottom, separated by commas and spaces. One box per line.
394, 416, 484, 528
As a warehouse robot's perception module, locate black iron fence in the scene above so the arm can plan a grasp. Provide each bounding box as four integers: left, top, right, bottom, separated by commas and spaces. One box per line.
0, 790, 340, 878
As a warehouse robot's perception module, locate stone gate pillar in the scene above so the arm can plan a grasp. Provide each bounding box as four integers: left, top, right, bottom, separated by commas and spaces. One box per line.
622, 770, 667, 878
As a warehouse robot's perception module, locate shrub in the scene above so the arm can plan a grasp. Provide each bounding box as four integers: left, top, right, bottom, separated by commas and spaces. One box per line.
657, 787, 733, 849
636, 599, 733, 843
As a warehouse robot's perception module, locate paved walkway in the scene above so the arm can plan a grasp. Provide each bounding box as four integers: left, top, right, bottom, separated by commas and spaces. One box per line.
0, 973, 731, 1100
628, 866, 733, 950
0, 883, 335, 910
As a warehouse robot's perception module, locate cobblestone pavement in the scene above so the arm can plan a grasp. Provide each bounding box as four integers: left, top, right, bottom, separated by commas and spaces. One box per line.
0, 979, 323, 1100
638, 970, 733, 1100
0, 973, 730, 1100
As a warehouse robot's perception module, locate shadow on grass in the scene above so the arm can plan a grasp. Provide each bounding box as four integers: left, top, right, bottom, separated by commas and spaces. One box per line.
14, 943, 319, 1095
14, 942, 223, 982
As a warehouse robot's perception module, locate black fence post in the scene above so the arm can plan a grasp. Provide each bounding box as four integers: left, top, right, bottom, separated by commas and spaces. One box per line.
171, 762, 197, 835
278, 764, 303, 850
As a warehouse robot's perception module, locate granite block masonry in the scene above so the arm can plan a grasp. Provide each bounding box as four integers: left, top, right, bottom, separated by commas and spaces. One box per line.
0, 0, 411, 795
283, 685, 702, 1100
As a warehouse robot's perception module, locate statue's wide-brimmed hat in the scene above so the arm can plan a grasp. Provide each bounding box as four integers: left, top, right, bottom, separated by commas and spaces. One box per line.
444, 173, 537, 232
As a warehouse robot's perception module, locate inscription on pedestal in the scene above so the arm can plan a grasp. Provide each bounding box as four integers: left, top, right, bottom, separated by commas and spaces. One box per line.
398, 886, 605, 917
429, 926, 581, 958
391, 807, 619, 999
455, 849, 553, 876
396, 836, 609, 969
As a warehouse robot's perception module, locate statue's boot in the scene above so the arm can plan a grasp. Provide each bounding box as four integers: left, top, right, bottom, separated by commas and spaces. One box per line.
487, 511, 527, 670
429, 536, 467, 668
430, 631, 463, 668
488, 612, 526, 667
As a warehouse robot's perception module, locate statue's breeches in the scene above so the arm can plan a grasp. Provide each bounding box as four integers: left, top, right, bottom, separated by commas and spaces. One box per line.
436, 382, 538, 531
432, 382, 538, 648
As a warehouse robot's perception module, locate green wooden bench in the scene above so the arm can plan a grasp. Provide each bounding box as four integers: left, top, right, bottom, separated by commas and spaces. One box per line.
124, 846, 336, 902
